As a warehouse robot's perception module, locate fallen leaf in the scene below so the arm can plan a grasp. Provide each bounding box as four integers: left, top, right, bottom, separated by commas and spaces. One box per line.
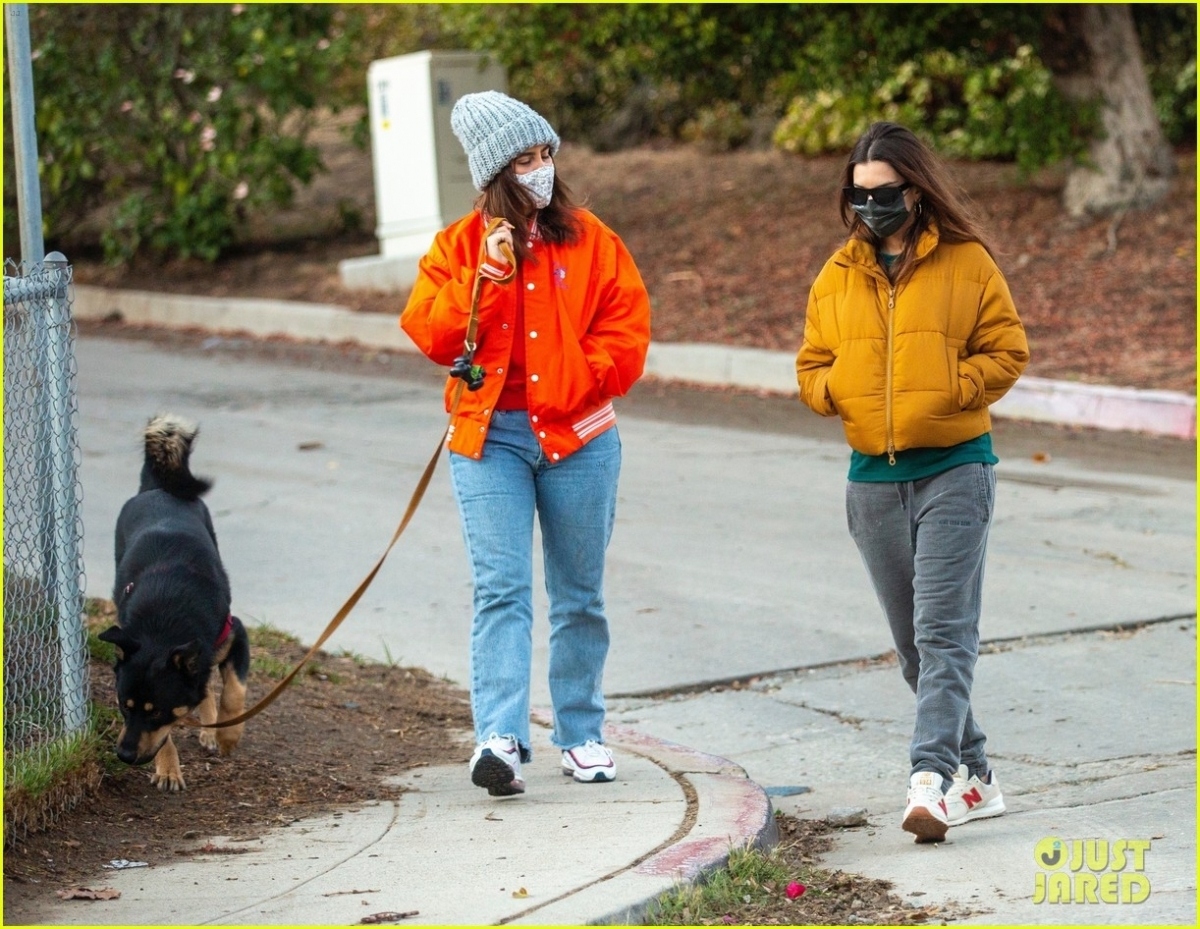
360, 910, 419, 924
56, 887, 121, 901
511, 887, 529, 898
484, 812, 503, 821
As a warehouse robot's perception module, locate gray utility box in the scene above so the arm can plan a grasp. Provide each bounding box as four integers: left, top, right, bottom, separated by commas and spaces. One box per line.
339, 51, 506, 292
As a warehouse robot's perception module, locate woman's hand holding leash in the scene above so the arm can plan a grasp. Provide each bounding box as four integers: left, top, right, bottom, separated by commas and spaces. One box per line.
450, 216, 515, 392
485, 219, 515, 265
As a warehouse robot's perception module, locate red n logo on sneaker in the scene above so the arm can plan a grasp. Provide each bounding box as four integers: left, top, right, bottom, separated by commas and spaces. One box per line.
962, 787, 983, 809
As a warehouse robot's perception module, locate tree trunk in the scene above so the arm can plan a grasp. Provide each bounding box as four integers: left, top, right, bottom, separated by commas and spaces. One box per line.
1045, 3, 1174, 217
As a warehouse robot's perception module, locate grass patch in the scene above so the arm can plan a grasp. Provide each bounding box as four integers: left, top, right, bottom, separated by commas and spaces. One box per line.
247, 621, 341, 682
3, 704, 112, 844
648, 842, 815, 925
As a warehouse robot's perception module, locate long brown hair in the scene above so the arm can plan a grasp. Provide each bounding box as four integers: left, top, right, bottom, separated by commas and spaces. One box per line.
477, 164, 584, 263
841, 121, 996, 282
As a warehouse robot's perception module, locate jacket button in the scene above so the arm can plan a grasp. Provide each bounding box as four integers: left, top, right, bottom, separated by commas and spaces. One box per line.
530, 374, 539, 382
529, 330, 538, 338
551, 452, 560, 461
502, 323, 509, 330
526, 283, 535, 291
479, 426, 485, 433
538, 431, 546, 439
497, 367, 504, 374
531, 415, 539, 423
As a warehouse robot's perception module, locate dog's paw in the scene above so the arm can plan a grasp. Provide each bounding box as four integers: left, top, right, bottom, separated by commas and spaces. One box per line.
216, 724, 244, 757
198, 727, 219, 751
150, 770, 186, 792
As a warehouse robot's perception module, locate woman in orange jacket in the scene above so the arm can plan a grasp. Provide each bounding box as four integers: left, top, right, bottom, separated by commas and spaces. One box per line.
401, 91, 651, 798
797, 122, 1028, 843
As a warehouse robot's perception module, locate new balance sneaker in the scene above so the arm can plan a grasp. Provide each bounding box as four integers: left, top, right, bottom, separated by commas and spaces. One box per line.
561, 740, 617, 783
469, 734, 525, 796
902, 770, 949, 843
945, 764, 1005, 826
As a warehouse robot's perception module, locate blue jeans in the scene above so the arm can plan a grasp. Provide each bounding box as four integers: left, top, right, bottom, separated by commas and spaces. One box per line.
449, 410, 620, 762
846, 463, 995, 787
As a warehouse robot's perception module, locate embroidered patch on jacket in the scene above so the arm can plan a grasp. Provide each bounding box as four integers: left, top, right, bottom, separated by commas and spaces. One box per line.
553, 265, 568, 289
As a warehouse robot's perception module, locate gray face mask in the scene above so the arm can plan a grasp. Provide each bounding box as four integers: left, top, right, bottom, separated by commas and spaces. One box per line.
515, 165, 554, 209
851, 198, 910, 238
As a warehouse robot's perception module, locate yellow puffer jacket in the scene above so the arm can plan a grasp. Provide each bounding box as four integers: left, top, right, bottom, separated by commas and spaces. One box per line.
797, 226, 1028, 458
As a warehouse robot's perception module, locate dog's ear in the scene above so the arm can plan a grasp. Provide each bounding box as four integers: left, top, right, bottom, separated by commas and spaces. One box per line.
98, 626, 139, 661
170, 640, 204, 677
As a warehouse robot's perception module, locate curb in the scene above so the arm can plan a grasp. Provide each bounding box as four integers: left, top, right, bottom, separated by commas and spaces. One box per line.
72, 284, 1196, 440
526, 711, 779, 926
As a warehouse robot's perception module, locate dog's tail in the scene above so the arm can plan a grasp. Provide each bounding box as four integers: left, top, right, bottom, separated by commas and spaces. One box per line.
140, 414, 212, 499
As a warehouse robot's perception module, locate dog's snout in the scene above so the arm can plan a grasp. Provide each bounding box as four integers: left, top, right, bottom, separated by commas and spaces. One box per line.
115, 744, 141, 765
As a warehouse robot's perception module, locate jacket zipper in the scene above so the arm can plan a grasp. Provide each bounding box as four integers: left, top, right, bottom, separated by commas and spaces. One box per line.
885, 284, 896, 465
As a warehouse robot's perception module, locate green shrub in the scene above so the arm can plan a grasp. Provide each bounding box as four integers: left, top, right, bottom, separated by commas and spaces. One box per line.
12, 4, 361, 264
680, 101, 754, 152
1135, 3, 1197, 146
774, 46, 1096, 173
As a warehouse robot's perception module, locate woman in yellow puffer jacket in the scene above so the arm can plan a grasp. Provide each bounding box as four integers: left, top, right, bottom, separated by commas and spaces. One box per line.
797, 121, 1028, 844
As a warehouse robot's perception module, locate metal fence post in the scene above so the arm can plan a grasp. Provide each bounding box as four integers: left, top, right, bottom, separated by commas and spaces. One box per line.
44, 252, 88, 734
5, 3, 46, 265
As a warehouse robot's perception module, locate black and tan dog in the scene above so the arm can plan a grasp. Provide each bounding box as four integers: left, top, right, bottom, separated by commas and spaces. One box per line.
98, 414, 250, 791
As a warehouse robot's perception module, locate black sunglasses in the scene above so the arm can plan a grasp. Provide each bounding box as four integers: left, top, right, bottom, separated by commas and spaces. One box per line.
843, 182, 912, 208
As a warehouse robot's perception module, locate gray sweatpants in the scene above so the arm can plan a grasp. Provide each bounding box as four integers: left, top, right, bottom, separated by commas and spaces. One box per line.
846, 462, 995, 788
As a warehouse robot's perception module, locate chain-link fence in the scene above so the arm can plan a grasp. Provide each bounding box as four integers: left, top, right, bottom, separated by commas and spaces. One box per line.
3, 254, 92, 838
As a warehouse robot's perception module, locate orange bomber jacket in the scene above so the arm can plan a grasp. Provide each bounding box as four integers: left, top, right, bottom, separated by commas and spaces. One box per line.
400, 209, 652, 462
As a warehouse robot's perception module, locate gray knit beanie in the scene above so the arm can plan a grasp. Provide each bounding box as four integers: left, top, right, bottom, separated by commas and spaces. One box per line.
451, 91, 561, 191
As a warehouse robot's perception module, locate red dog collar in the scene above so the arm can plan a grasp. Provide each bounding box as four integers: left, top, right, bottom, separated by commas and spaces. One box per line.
214, 613, 234, 648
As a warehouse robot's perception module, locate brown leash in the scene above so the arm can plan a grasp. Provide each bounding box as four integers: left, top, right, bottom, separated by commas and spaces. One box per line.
187, 218, 514, 730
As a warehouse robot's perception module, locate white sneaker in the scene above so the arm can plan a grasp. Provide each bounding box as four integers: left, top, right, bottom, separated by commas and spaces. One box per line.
902, 770, 948, 843
945, 764, 1006, 826
469, 734, 525, 796
561, 740, 617, 783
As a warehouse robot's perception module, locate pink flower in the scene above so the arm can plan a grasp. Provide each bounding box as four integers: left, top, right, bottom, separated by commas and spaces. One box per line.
233, 181, 249, 200
206, 86, 223, 103
786, 881, 806, 899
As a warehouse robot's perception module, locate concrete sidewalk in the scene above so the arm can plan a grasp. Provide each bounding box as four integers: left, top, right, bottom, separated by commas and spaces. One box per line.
13, 288, 1195, 925
15, 721, 777, 926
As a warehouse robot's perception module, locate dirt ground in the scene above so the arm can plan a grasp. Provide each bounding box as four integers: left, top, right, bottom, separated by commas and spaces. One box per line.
69, 114, 1197, 394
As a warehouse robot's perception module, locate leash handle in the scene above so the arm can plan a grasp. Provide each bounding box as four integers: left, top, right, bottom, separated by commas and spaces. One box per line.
450, 216, 515, 392
188, 217, 515, 731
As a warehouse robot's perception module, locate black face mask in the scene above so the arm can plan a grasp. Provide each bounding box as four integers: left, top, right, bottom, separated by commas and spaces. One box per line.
851, 198, 910, 238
